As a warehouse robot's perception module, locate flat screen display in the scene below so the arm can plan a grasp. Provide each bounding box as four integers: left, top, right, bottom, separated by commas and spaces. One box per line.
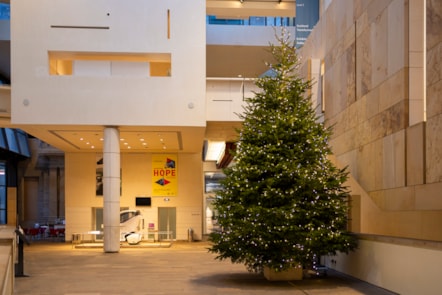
136, 197, 151, 206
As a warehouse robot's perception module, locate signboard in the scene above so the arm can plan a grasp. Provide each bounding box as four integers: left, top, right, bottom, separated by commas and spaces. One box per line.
152, 154, 177, 196
295, 0, 319, 48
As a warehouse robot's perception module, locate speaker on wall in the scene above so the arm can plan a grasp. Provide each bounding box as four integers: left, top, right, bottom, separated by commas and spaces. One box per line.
135, 197, 151, 206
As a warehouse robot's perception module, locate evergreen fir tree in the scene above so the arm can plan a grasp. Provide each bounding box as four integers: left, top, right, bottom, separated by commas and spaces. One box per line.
209, 29, 357, 273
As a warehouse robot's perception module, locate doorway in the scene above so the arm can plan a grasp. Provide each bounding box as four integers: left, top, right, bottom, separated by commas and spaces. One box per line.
158, 207, 176, 240
93, 207, 129, 240
23, 177, 39, 227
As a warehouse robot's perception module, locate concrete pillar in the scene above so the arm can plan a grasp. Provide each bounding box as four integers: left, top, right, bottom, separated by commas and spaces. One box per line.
103, 127, 120, 253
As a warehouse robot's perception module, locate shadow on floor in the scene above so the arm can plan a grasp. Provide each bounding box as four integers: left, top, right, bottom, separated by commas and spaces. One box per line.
191, 270, 399, 295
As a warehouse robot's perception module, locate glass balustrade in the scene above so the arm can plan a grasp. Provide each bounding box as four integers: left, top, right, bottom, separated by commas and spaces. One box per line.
207, 15, 295, 27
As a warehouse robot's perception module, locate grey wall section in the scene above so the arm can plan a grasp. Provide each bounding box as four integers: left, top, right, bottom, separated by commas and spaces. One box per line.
295, 0, 319, 48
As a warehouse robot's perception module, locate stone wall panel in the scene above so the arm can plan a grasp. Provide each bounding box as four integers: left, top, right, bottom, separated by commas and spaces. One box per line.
426, 114, 442, 183
427, 0, 442, 50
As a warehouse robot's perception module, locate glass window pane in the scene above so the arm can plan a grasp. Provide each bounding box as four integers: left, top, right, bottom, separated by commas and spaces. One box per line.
0, 163, 5, 186
249, 17, 266, 26
207, 15, 243, 25
0, 186, 6, 209
0, 129, 6, 149
205, 172, 225, 193
0, 210, 5, 224
16, 130, 30, 157
205, 197, 220, 234
5, 128, 19, 153
0, 3, 9, 20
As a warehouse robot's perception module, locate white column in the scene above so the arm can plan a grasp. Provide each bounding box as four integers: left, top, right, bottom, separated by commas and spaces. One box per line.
103, 127, 120, 252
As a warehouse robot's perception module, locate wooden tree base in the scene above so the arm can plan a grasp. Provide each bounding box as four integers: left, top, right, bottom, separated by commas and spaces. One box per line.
263, 266, 303, 281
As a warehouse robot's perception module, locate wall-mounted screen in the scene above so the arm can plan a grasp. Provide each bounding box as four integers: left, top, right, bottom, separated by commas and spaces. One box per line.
136, 197, 152, 206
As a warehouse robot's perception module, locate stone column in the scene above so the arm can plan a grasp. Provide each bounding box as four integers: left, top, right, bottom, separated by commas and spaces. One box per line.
103, 127, 120, 253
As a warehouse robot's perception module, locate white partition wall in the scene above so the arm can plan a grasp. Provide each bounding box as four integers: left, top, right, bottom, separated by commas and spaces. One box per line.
206, 78, 259, 121
11, 0, 206, 128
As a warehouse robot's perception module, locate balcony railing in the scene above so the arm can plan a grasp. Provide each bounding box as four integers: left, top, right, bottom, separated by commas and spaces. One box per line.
207, 15, 294, 26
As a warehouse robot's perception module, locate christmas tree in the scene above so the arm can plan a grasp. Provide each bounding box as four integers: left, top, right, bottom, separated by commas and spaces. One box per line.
209, 29, 357, 273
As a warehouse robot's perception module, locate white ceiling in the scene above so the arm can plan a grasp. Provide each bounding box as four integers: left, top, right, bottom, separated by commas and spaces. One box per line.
52, 130, 181, 152
17, 125, 207, 153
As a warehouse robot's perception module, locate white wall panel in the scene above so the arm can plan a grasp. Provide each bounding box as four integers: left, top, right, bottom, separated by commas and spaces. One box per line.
206, 79, 259, 121
11, 0, 206, 127
111, 62, 149, 77
74, 61, 111, 77
327, 239, 442, 295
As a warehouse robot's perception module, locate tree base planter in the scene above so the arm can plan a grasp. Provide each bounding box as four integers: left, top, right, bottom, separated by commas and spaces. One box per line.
263, 266, 303, 281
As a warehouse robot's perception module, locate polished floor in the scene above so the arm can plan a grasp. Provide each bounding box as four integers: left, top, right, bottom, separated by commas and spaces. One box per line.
14, 241, 398, 295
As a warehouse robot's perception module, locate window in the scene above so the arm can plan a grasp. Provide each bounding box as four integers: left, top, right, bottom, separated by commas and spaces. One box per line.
120, 211, 138, 223
0, 162, 6, 224
16, 130, 31, 157
207, 15, 295, 27
0, 3, 9, 20
204, 172, 225, 193
4, 128, 19, 154
0, 129, 6, 149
